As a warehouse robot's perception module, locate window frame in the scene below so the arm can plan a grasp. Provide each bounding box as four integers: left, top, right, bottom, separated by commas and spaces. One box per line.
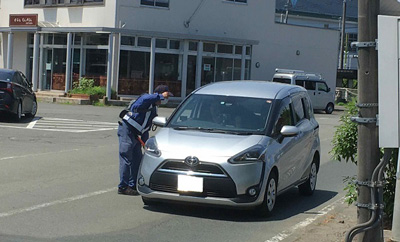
223, 0, 247, 4
140, 0, 169, 8
24, 0, 104, 7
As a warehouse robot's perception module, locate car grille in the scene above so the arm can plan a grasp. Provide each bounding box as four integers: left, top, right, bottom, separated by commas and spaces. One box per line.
149, 160, 237, 198
159, 160, 225, 175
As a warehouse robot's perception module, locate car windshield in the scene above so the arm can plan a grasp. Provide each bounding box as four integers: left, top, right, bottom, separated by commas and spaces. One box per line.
168, 94, 273, 134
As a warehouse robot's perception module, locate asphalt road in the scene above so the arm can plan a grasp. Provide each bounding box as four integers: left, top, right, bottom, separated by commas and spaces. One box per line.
0, 102, 356, 242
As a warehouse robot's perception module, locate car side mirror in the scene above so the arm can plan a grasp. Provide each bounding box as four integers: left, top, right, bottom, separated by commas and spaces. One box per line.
327, 87, 331, 92
280, 125, 300, 137
153, 116, 167, 127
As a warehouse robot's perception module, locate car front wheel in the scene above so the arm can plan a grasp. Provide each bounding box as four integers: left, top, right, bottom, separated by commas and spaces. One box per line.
256, 171, 277, 217
299, 160, 318, 196
13, 101, 22, 122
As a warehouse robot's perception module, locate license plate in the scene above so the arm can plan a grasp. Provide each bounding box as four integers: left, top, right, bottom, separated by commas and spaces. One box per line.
177, 175, 203, 192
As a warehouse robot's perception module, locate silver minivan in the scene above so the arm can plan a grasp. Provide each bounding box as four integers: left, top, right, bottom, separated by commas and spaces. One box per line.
137, 81, 320, 216
272, 69, 335, 114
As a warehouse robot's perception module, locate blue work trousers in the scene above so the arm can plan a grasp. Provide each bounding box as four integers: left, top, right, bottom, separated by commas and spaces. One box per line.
118, 121, 146, 189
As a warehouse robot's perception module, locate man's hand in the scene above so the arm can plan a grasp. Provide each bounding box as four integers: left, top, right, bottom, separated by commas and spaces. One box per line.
162, 91, 170, 99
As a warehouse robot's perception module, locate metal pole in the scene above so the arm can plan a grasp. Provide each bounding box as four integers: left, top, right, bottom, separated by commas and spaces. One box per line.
106, 33, 114, 99
149, 37, 156, 94
195, 41, 203, 89
339, 0, 347, 69
7, 32, 13, 69
32, 33, 40, 92
357, 0, 380, 241
65, 33, 73, 94
392, 151, 400, 241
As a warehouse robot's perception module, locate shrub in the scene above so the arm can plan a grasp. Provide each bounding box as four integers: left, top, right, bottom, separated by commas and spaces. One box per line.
330, 98, 398, 222
69, 78, 106, 98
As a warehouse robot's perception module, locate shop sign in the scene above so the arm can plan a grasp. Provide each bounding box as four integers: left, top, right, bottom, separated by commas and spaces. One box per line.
9, 14, 38, 27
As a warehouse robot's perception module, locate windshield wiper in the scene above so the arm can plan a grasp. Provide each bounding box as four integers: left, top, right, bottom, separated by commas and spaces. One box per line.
173, 126, 212, 131
173, 126, 256, 135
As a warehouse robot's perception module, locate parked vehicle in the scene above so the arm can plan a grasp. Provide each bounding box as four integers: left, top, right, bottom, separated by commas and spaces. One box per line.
272, 68, 335, 114
0, 69, 37, 121
137, 81, 320, 216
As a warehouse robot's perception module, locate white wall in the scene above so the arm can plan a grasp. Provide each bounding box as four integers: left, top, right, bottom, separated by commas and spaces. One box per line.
253, 23, 339, 90
0, 1, 116, 28
117, 0, 270, 40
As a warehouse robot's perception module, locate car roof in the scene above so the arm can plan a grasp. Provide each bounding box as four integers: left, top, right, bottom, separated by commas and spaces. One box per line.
0, 69, 16, 74
273, 72, 324, 81
194, 81, 305, 99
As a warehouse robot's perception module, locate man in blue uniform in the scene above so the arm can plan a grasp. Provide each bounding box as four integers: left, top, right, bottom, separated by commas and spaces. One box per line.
118, 85, 173, 195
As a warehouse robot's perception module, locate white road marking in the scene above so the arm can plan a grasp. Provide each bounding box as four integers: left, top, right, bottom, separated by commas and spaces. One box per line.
264, 197, 345, 242
0, 188, 116, 218
1, 117, 118, 133
26, 117, 40, 129
0, 145, 116, 161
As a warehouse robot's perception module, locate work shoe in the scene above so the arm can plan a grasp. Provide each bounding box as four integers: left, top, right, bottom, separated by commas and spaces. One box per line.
118, 187, 139, 196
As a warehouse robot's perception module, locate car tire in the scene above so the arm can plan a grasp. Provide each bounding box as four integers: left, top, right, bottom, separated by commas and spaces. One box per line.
142, 196, 158, 206
299, 159, 318, 196
26, 100, 37, 118
325, 103, 334, 114
257, 171, 278, 217
13, 101, 22, 122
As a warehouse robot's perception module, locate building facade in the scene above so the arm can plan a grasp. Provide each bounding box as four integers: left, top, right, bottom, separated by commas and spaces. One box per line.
0, 0, 340, 100
275, 0, 358, 71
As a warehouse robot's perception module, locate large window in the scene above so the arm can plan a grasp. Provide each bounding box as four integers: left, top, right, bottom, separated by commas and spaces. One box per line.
141, 0, 169, 8
118, 51, 151, 95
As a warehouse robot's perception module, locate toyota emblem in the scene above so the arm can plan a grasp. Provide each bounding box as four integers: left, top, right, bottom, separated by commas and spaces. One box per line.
184, 156, 200, 167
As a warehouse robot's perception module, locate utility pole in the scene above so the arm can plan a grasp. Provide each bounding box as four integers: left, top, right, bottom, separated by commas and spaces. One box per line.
357, 0, 380, 241
339, 0, 347, 69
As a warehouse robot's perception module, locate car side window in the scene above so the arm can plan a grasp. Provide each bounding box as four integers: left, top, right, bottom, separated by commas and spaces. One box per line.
317, 82, 328, 92
295, 80, 304, 87
272, 99, 293, 137
301, 97, 311, 120
13, 73, 22, 85
304, 81, 316, 91
293, 96, 306, 124
20, 72, 31, 88
17, 73, 28, 88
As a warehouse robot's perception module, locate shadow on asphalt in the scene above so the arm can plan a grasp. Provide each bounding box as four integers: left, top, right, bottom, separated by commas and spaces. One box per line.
142, 188, 338, 222
0, 114, 40, 124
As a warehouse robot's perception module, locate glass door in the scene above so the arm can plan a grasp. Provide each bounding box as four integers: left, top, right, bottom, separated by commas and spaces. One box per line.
42, 48, 53, 90
51, 48, 67, 90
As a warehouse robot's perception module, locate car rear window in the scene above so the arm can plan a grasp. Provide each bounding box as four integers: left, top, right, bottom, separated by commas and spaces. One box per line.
0, 72, 12, 82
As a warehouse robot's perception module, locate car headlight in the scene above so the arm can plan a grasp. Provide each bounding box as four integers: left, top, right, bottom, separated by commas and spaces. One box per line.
228, 145, 265, 164
144, 137, 161, 157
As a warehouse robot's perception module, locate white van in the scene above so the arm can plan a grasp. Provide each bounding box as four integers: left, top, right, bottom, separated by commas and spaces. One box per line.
272, 69, 335, 114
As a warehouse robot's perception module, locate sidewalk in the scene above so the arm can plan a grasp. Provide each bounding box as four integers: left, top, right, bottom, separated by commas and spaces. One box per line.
285, 200, 393, 242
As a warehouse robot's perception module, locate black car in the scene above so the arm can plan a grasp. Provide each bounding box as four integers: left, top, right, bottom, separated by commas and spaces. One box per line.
0, 69, 37, 121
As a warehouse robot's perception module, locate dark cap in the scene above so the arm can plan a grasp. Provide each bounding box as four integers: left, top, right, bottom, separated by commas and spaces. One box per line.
154, 85, 174, 97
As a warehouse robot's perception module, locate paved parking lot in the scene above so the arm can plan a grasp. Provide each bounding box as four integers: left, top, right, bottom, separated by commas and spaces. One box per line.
0, 102, 356, 242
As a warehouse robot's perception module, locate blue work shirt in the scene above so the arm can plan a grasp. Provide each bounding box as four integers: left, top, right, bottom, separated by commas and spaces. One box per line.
123, 93, 164, 135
